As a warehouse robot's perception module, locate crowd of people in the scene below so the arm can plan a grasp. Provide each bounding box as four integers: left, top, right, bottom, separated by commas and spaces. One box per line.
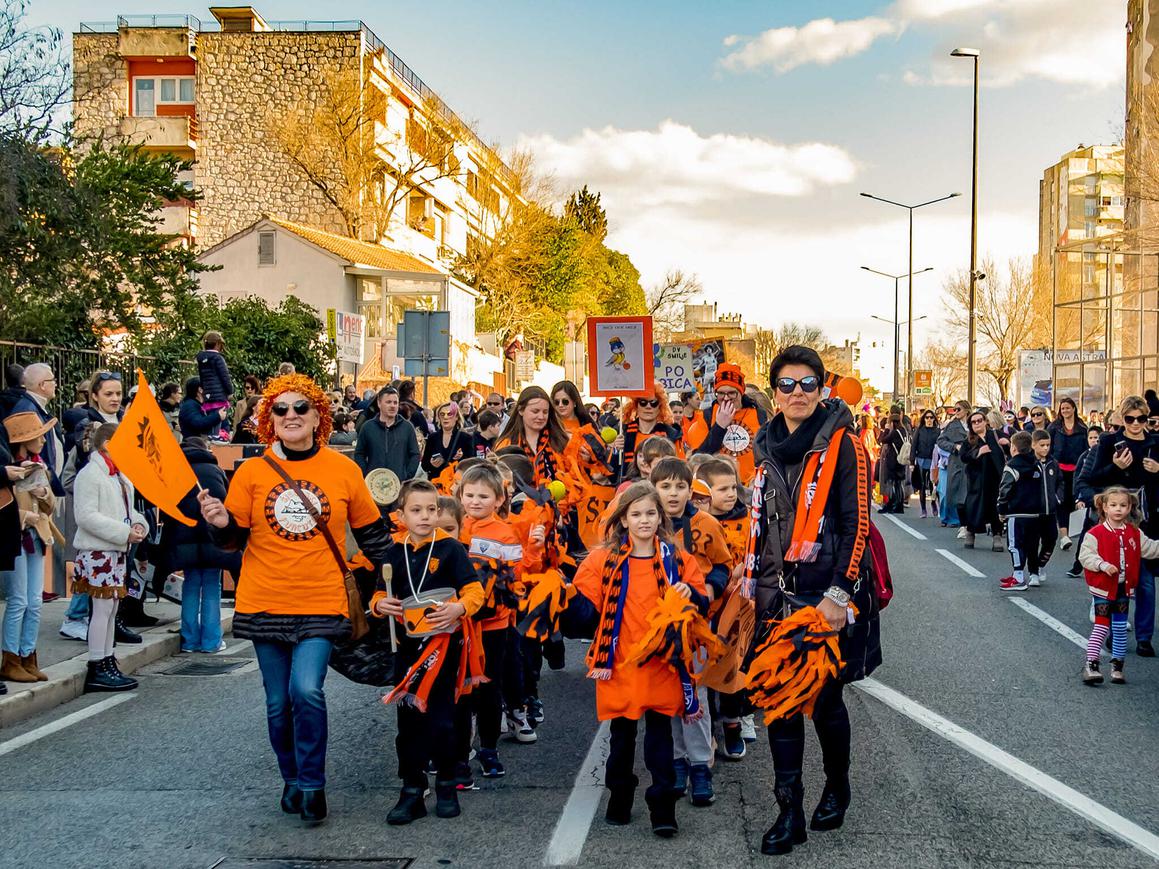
862, 393, 1159, 683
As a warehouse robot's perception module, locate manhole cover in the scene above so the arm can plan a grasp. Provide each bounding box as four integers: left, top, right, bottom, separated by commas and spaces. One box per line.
211, 861, 412, 868
158, 658, 249, 677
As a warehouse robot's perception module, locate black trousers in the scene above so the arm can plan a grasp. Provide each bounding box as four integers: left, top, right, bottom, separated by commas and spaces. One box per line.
455, 627, 524, 755
521, 634, 542, 700
767, 681, 849, 786
1008, 515, 1058, 575
606, 711, 676, 804
395, 638, 461, 788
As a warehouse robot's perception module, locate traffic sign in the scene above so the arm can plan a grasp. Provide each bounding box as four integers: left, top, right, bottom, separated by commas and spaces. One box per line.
913, 369, 933, 395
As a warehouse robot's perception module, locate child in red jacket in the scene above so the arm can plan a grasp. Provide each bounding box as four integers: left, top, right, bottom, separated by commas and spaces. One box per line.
1077, 486, 1159, 685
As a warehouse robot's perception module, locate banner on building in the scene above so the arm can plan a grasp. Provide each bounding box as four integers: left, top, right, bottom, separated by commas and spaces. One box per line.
586, 316, 654, 397
1018, 349, 1054, 409
326, 309, 365, 364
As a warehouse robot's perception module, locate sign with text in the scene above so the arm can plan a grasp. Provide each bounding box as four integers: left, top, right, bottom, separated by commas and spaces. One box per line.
653, 343, 696, 392
514, 350, 536, 380
586, 316, 654, 397
326, 309, 365, 364
912, 369, 932, 395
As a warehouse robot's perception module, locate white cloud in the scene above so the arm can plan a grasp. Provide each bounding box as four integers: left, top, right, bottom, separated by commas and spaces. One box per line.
721, 17, 898, 74
518, 121, 857, 209
721, 1, 1125, 90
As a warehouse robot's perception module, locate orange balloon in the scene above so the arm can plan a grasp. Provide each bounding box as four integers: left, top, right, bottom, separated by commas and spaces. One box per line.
833, 376, 864, 406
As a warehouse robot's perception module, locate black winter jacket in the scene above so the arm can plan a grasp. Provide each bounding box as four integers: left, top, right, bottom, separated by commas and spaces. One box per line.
160, 444, 242, 572
997, 452, 1063, 517
195, 350, 234, 404
179, 397, 222, 438
913, 425, 939, 461
353, 415, 420, 480
1048, 420, 1088, 467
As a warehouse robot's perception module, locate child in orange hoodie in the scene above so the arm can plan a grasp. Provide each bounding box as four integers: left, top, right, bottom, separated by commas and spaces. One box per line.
571, 481, 709, 838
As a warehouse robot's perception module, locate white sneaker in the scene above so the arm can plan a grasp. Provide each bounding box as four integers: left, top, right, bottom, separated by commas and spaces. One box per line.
739, 714, 758, 743
1028, 574, 1041, 587
206, 641, 228, 654
507, 709, 537, 744
1060, 535, 1073, 551
59, 617, 89, 641
957, 527, 969, 539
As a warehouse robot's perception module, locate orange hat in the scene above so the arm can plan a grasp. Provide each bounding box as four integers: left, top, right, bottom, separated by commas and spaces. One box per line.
691, 478, 712, 498
714, 363, 745, 393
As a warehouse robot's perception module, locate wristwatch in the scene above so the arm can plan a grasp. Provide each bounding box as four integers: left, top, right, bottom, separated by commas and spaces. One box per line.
822, 586, 851, 607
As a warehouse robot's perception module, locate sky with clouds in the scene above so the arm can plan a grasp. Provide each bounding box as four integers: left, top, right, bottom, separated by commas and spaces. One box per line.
33, 0, 1127, 388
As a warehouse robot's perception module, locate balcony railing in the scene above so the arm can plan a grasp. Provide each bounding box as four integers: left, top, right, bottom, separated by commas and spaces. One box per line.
119, 115, 197, 151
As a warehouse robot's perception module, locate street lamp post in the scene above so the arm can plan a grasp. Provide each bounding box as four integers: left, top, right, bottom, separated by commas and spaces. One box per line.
860, 192, 960, 410
951, 47, 981, 405
862, 266, 933, 403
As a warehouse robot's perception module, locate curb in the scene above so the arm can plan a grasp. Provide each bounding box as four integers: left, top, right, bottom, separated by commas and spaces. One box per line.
0, 614, 234, 730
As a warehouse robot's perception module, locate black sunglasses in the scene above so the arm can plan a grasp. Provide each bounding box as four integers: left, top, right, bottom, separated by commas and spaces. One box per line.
553, 397, 571, 405
271, 399, 312, 417
92, 372, 122, 385
636, 398, 660, 408
774, 375, 821, 395
1124, 414, 1147, 424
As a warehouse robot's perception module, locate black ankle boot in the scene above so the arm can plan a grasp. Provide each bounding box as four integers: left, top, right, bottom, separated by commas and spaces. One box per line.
646, 793, 678, 838
84, 659, 135, 693
280, 783, 302, 814
810, 777, 851, 831
605, 788, 634, 825
101, 657, 138, 690
114, 619, 142, 645
387, 786, 428, 825
434, 780, 460, 818
761, 782, 807, 856
300, 788, 327, 824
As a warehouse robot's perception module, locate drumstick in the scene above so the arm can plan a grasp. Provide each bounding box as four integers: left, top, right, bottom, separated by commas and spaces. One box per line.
383, 564, 398, 653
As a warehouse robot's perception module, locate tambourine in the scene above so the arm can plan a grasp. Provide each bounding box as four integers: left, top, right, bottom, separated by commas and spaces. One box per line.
401, 588, 458, 638
365, 467, 402, 506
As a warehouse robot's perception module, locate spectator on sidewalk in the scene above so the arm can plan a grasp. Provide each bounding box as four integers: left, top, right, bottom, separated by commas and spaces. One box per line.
10, 363, 65, 496
936, 400, 971, 528
960, 410, 1007, 551
179, 377, 228, 440
354, 386, 420, 482
158, 382, 182, 434
233, 376, 261, 436
0, 412, 62, 683
162, 437, 241, 654
196, 331, 234, 439
912, 409, 939, 518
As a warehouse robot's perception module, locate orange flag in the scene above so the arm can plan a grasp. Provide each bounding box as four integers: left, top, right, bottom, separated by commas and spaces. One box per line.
106, 370, 199, 527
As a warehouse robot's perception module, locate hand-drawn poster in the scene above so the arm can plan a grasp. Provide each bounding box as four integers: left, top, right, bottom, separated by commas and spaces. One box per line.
586, 316, 654, 397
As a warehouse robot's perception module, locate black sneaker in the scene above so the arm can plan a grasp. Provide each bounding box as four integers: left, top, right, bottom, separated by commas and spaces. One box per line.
477, 748, 505, 778
1137, 641, 1155, 658
1066, 566, 1083, 578
689, 763, 714, 806
526, 696, 545, 726
453, 760, 475, 790
720, 723, 746, 760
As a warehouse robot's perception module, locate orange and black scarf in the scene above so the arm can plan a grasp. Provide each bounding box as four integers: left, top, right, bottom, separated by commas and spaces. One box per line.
585, 539, 701, 718
383, 617, 487, 712
784, 429, 845, 563
522, 433, 562, 486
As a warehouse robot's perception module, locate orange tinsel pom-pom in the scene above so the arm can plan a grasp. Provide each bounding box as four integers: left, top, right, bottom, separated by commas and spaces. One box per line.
256, 373, 333, 446
625, 586, 724, 677
746, 605, 849, 724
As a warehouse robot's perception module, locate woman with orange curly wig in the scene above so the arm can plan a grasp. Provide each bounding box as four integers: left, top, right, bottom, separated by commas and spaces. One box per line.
614, 381, 683, 483
198, 373, 393, 826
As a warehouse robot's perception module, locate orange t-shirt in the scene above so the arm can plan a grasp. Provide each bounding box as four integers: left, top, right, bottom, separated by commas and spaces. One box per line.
573, 546, 707, 721
226, 447, 381, 617
673, 509, 733, 578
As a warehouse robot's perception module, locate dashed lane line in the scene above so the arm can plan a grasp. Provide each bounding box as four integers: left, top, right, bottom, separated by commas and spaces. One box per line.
543, 719, 611, 866
880, 513, 927, 540
0, 694, 137, 758
856, 677, 1159, 861
1007, 596, 1086, 649
935, 548, 985, 577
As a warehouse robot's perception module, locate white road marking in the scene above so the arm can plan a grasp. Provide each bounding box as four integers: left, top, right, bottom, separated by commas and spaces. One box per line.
543, 719, 611, 866
881, 513, 927, 540
0, 694, 136, 758
935, 548, 985, 577
1007, 597, 1086, 649
856, 678, 1159, 861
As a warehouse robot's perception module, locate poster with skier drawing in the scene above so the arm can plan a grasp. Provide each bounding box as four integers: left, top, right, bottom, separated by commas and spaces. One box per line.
586, 316, 654, 397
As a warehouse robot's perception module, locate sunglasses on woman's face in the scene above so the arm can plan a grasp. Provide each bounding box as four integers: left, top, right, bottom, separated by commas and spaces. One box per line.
774, 375, 821, 395
1123, 414, 1147, 424
553, 397, 571, 406
636, 399, 660, 408
271, 399, 312, 417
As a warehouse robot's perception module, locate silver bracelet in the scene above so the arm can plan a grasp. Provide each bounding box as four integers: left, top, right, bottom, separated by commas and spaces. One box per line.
823, 586, 851, 607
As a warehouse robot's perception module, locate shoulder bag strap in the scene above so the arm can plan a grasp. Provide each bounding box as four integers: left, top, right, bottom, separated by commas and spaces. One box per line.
261, 454, 349, 577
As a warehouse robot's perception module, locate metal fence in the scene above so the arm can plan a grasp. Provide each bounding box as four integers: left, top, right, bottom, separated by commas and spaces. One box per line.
0, 341, 194, 420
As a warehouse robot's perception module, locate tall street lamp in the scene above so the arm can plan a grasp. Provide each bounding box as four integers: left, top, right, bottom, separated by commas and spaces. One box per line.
862, 266, 933, 401
951, 46, 981, 404
860, 191, 960, 409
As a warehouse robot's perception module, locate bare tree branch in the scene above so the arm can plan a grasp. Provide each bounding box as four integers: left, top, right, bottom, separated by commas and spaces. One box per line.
647, 270, 702, 341
0, 0, 68, 142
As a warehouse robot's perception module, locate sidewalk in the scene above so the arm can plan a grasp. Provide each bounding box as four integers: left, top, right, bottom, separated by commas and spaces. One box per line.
0, 596, 235, 728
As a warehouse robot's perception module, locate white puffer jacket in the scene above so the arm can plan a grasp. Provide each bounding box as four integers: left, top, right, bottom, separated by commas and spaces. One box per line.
71, 457, 147, 552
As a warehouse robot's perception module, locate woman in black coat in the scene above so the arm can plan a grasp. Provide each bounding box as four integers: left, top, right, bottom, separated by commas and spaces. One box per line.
960, 410, 1006, 550
1048, 397, 1087, 547
911, 410, 939, 518
420, 402, 467, 478
878, 415, 907, 514
161, 437, 242, 652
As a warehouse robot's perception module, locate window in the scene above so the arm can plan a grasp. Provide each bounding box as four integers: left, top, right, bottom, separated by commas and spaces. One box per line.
258, 231, 276, 266
132, 76, 195, 116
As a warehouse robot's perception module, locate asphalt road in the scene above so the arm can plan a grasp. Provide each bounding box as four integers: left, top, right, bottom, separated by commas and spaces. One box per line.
1, 505, 1158, 869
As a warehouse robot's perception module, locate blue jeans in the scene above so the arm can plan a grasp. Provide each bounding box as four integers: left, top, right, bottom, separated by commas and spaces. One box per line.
252, 637, 333, 791
1136, 560, 1155, 644
937, 473, 959, 525
2, 541, 45, 656
180, 568, 222, 652
65, 591, 90, 621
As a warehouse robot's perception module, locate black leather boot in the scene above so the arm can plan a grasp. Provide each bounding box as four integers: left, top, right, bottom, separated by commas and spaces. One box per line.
761, 781, 807, 856
119, 595, 159, 628
434, 780, 460, 818
299, 788, 327, 824
280, 783, 302, 814
810, 777, 851, 831
387, 786, 428, 825
101, 657, 138, 690
114, 619, 142, 645
605, 787, 634, 825
84, 659, 135, 693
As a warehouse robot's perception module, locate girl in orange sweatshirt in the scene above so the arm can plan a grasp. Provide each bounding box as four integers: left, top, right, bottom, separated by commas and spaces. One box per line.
571, 481, 709, 838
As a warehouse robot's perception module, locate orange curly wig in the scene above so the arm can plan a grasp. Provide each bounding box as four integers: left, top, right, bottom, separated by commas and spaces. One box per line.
625, 381, 673, 425
256, 373, 333, 446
